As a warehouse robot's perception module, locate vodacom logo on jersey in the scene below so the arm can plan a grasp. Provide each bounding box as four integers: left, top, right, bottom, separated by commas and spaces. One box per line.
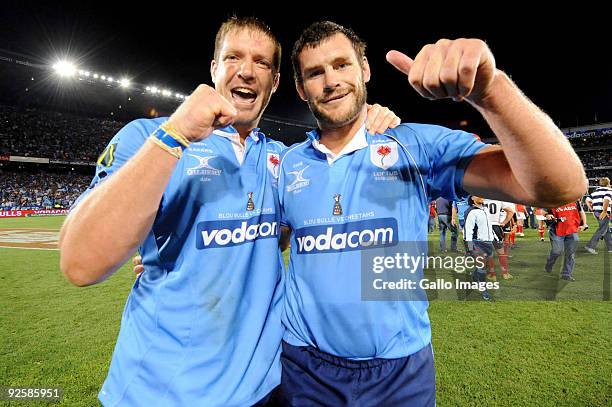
196, 214, 279, 249
294, 218, 398, 254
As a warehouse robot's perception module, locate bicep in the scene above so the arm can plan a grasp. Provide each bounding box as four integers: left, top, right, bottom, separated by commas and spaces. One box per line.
463, 145, 535, 203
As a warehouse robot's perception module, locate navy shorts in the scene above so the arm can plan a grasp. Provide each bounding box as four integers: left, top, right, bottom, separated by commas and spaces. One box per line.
280, 341, 436, 406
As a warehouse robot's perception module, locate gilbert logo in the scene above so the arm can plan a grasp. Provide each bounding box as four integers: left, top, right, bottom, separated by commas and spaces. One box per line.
187, 154, 222, 176
286, 166, 310, 192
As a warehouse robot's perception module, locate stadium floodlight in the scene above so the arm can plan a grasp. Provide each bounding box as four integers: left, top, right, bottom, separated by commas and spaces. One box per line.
52, 60, 77, 77
119, 78, 131, 88
162, 89, 171, 97
145, 86, 151, 91
151, 86, 158, 94
107, 77, 114, 83
84, 71, 91, 77
78, 70, 85, 75
93, 73, 99, 79
101, 75, 107, 80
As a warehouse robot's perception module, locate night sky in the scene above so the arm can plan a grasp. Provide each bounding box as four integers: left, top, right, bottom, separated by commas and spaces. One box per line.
2, 3, 610, 137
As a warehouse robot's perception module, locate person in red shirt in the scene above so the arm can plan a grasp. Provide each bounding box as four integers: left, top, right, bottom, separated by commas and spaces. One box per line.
428, 200, 437, 233
544, 201, 588, 281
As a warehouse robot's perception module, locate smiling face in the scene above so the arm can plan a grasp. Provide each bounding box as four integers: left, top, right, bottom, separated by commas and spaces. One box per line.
210, 28, 279, 133
295, 33, 370, 130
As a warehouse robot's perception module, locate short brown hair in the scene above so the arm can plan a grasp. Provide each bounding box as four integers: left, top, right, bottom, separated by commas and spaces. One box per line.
292, 21, 366, 83
214, 16, 281, 74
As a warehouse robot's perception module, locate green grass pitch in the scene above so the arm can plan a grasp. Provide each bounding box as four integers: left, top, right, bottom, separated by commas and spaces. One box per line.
1, 216, 610, 406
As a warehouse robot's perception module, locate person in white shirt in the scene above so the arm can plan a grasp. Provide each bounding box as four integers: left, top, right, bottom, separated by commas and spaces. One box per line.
482, 199, 515, 280
464, 196, 494, 300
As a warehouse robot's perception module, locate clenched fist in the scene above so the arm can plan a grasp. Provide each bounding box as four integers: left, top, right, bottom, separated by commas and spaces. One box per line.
166, 84, 238, 142
386, 39, 496, 103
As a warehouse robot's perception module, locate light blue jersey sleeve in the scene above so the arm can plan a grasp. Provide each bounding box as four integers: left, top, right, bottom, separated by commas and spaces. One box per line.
387, 123, 487, 201
72, 118, 165, 208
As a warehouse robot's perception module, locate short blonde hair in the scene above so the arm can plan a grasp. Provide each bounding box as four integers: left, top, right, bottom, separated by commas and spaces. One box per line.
214, 16, 281, 74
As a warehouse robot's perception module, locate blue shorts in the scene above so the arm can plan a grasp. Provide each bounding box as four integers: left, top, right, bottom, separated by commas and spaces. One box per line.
252, 386, 283, 406
472, 241, 494, 257
279, 341, 436, 406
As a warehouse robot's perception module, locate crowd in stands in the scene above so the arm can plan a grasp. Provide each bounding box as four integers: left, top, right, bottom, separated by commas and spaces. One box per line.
577, 150, 611, 170
0, 105, 124, 162
0, 170, 90, 210
0, 106, 609, 211
566, 132, 611, 148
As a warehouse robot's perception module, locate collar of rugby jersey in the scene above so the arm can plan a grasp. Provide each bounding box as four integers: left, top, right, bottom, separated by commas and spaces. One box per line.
212, 126, 261, 165
306, 123, 368, 165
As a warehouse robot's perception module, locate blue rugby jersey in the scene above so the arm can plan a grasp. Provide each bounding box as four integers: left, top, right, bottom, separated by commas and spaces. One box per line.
454, 197, 471, 225
76, 118, 286, 406
278, 123, 485, 360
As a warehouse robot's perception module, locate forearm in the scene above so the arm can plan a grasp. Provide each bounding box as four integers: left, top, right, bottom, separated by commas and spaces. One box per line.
468, 71, 587, 205
60, 141, 178, 286
501, 211, 513, 226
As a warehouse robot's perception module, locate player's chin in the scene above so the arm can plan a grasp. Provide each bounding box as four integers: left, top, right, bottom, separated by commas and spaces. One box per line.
234, 111, 260, 128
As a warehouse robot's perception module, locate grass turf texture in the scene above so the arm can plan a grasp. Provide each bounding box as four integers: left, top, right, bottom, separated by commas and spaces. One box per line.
0, 216, 610, 406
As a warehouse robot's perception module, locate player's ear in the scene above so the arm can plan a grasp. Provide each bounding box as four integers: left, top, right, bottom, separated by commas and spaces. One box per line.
210, 60, 218, 84
295, 80, 307, 102
362, 56, 371, 84
272, 72, 280, 94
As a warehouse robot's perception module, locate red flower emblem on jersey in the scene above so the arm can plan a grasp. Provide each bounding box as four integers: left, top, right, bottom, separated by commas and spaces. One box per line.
268, 154, 280, 178
269, 155, 280, 166
377, 145, 392, 166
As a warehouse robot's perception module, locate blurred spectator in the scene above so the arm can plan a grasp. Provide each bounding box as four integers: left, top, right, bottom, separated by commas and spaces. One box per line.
566, 133, 611, 148
0, 170, 90, 210
0, 105, 124, 162
577, 150, 611, 170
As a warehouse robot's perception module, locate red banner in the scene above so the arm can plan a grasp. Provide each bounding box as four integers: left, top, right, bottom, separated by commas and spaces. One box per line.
0, 209, 69, 218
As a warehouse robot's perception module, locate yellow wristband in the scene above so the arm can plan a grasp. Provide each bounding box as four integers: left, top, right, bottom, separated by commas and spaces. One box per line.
160, 121, 191, 148
149, 135, 183, 159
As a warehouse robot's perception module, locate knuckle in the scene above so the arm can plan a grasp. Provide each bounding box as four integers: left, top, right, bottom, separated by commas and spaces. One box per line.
408, 72, 421, 87
439, 68, 456, 84
421, 44, 434, 53
423, 78, 439, 90
459, 64, 475, 76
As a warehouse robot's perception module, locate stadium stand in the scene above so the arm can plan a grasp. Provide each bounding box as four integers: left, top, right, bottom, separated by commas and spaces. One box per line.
0, 105, 123, 162
0, 169, 90, 210
0, 106, 609, 213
